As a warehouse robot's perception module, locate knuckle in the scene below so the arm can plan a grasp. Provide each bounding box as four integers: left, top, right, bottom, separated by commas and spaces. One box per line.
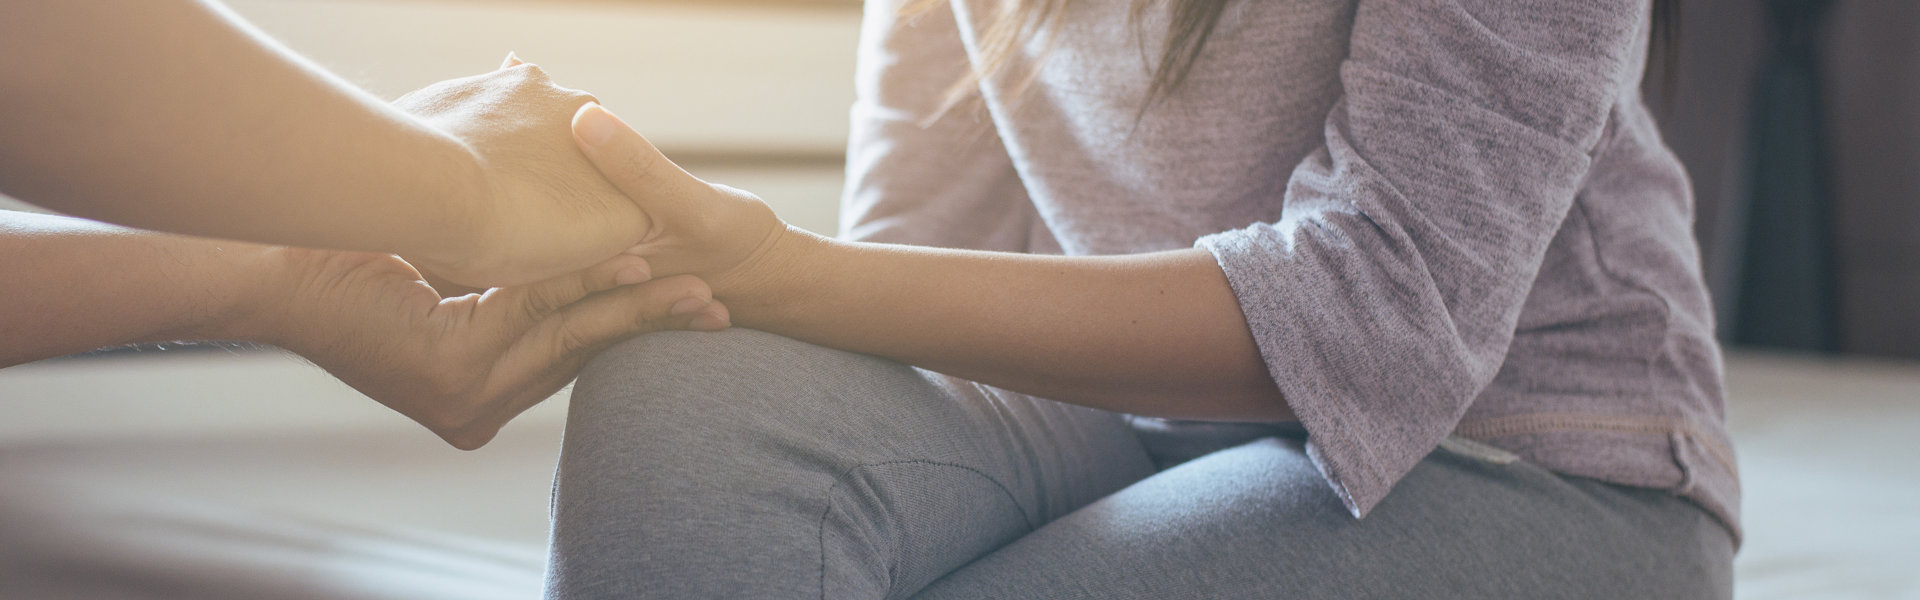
663, 274, 710, 297
499, 66, 549, 92
684, 275, 715, 296
518, 297, 551, 328
582, 264, 621, 293
617, 146, 656, 184
525, 283, 583, 320
553, 316, 598, 355
631, 311, 662, 332
555, 86, 598, 106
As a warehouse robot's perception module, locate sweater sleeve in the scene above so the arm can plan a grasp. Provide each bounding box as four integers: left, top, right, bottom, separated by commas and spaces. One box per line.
1194, 0, 1649, 517
839, 0, 1041, 251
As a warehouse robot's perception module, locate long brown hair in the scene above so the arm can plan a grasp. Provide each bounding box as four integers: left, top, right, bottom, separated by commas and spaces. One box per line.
931, 0, 1681, 113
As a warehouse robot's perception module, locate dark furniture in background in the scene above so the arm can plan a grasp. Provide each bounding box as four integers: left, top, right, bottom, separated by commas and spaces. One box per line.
1653, 0, 1920, 358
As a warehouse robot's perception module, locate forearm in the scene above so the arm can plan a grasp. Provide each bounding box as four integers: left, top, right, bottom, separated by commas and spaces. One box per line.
725, 228, 1293, 421
0, 0, 481, 265
564, 102, 1285, 419
0, 212, 283, 368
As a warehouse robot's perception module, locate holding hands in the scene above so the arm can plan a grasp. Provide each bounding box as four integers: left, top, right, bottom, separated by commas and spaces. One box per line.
394, 55, 658, 289
0, 3, 800, 449
283, 57, 754, 446
568, 104, 787, 292
0, 54, 752, 449
258, 248, 728, 449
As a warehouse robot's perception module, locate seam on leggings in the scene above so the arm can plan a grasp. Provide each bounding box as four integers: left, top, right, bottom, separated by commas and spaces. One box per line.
817, 459, 1037, 600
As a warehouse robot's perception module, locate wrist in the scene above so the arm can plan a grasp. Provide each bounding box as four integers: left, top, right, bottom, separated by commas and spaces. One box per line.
406, 139, 497, 282
187, 244, 305, 347
709, 224, 832, 329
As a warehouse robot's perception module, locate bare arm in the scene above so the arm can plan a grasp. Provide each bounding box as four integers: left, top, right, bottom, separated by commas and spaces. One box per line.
0, 210, 730, 448
0, 1, 476, 265
736, 230, 1289, 421
0, 2, 648, 287
571, 106, 1291, 422
0, 212, 278, 367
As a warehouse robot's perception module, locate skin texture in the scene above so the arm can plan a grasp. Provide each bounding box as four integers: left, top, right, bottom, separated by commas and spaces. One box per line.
572, 104, 1294, 422
0, 211, 730, 448
0, 4, 727, 448
0, 1, 650, 288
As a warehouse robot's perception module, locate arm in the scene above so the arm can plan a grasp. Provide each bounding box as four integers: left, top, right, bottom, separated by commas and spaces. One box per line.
734, 230, 1286, 421
0, 2, 648, 287
574, 107, 1289, 422
736, 0, 1273, 418
0, 210, 729, 448
0, 212, 279, 366
573, 0, 1653, 516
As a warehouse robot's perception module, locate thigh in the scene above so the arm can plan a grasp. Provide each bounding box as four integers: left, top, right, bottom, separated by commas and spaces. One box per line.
910, 436, 1735, 600
546, 329, 1156, 600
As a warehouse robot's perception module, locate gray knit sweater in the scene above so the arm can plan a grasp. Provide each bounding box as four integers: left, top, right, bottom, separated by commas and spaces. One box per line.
839, 0, 1737, 539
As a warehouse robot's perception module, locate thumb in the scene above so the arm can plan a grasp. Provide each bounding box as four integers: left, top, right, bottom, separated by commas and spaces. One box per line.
570, 103, 704, 203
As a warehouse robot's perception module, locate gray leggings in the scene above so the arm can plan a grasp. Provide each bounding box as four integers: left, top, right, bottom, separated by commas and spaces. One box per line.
545, 330, 1732, 599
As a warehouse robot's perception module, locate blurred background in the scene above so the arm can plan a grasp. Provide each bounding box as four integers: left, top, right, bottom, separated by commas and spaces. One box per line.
1651, 0, 1920, 359
0, 2, 868, 596
0, 1, 1915, 598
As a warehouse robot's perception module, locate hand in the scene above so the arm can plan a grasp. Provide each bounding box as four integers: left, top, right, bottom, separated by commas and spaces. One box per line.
257, 248, 730, 449
394, 54, 652, 288
568, 103, 789, 294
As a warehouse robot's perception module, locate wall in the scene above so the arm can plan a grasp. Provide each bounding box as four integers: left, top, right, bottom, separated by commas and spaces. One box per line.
1, 0, 863, 234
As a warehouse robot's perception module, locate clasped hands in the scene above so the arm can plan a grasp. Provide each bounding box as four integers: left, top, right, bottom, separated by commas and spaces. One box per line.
271, 56, 786, 449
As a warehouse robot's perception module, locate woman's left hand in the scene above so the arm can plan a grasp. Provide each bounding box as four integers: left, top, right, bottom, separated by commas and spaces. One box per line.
252, 249, 731, 449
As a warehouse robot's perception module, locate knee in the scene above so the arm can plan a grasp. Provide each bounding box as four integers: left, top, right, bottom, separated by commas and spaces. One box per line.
572, 329, 813, 426
573, 329, 811, 408
563, 329, 932, 460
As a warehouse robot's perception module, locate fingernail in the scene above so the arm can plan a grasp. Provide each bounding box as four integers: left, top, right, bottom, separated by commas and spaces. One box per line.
574, 103, 618, 149
690, 312, 731, 331
614, 264, 651, 285
669, 297, 709, 317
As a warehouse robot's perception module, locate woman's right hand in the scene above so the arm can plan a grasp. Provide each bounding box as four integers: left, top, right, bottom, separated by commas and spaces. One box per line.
254, 248, 730, 450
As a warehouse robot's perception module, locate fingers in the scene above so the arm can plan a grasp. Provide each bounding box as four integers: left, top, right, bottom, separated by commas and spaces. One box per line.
420, 269, 486, 298
453, 274, 726, 451
495, 253, 654, 327
532, 274, 731, 361
571, 103, 702, 203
